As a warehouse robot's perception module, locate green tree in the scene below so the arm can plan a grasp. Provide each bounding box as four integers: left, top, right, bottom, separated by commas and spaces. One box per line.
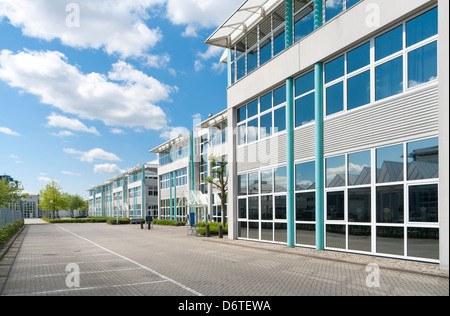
0, 179, 28, 209
39, 180, 68, 219
205, 155, 228, 226
67, 194, 86, 218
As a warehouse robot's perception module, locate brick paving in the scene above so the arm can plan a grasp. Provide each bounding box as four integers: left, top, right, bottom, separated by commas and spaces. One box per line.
0, 221, 448, 297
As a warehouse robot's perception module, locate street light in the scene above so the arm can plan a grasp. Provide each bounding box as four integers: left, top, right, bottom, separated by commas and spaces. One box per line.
8, 181, 16, 223
50, 200, 53, 219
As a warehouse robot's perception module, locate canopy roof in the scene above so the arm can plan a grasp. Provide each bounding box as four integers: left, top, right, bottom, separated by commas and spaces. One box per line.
205, 0, 281, 48
183, 190, 208, 207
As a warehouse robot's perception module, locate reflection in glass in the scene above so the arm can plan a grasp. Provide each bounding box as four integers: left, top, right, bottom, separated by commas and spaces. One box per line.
326, 82, 344, 116
296, 224, 316, 246
275, 223, 287, 243
407, 228, 439, 260
275, 196, 287, 220
347, 0, 361, 9
348, 226, 371, 252
409, 185, 438, 223
347, 42, 370, 73
348, 150, 371, 185
261, 222, 273, 241
238, 174, 247, 196
325, 0, 344, 22
260, 37, 272, 66
407, 137, 439, 180
295, 71, 315, 97
347, 70, 370, 110
247, 118, 259, 143
375, 25, 403, 61
248, 197, 259, 220
261, 169, 273, 194
326, 155, 345, 188
375, 56, 403, 101
249, 222, 259, 239
273, 85, 286, 106
376, 144, 403, 183
348, 188, 371, 222
248, 100, 258, 118
237, 105, 246, 123
274, 106, 286, 133
248, 172, 259, 195
274, 166, 287, 192
295, 7, 314, 42
327, 191, 345, 220
376, 226, 404, 256
325, 55, 345, 83
376, 185, 404, 223
295, 92, 315, 127
260, 112, 272, 139
238, 124, 246, 145
260, 92, 272, 113
247, 46, 258, 74
238, 221, 247, 238
296, 161, 315, 190
408, 41, 438, 88
296, 192, 315, 221
406, 8, 438, 47
326, 224, 346, 249
261, 195, 273, 220
238, 198, 247, 219
237, 56, 246, 81
273, 30, 285, 56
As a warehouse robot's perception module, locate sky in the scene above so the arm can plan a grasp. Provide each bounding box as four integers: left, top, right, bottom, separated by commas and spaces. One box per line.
0, 0, 242, 198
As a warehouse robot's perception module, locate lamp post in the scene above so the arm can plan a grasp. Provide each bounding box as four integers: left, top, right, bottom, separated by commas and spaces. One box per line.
8, 181, 16, 223
50, 200, 53, 220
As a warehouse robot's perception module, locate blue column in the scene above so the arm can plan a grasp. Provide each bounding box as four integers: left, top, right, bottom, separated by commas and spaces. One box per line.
142, 166, 145, 219
190, 131, 195, 224
314, 0, 325, 251
285, 0, 295, 248
227, 48, 232, 87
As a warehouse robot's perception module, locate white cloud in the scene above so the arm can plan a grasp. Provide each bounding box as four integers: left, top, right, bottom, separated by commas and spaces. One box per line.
51, 131, 76, 138
164, 0, 243, 37
0, 50, 175, 131
61, 171, 81, 176
159, 126, 189, 140
63, 148, 121, 163
94, 164, 125, 175
0, 0, 165, 58
0, 126, 20, 136
47, 113, 100, 136
37, 176, 55, 183
195, 46, 225, 73
110, 128, 126, 135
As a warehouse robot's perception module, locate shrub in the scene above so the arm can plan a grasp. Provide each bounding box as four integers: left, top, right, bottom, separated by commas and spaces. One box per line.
0, 219, 24, 248
197, 222, 228, 236
152, 219, 186, 226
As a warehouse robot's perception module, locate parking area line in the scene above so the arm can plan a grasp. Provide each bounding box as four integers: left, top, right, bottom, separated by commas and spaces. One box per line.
56, 225, 203, 297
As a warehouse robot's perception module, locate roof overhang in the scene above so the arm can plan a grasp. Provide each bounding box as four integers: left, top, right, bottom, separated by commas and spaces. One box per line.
205, 0, 282, 49
198, 109, 228, 129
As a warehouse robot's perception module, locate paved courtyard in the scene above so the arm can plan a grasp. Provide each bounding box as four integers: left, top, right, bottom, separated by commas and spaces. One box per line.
0, 220, 448, 298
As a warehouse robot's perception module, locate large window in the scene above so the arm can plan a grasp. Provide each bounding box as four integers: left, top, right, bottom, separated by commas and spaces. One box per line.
237, 84, 287, 146
323, 7, 438, 116
295, 71, 315, 127
323, 137, 439, 261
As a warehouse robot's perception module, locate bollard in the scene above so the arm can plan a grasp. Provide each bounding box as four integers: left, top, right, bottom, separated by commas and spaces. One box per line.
205, 224, 210, 237
219, 225, 223, 239
140, 222, 144, 229
148, 221, 151, 230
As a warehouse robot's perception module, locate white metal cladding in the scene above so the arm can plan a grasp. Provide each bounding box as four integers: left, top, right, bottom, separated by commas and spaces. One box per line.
324, 85, 439, 156
294, 124, 316, 162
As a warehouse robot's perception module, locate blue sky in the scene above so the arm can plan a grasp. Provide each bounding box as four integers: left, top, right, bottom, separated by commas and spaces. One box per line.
0, 0, 241, 198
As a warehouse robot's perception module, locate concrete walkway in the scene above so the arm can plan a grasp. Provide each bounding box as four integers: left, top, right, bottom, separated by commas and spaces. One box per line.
1, 223, 448, 297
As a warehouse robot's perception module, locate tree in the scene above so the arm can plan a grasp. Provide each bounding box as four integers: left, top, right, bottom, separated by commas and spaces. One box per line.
67, 194, 86, 218
39, 180, 68, 219
205, 155, 228, 226
0, 179, 28, 209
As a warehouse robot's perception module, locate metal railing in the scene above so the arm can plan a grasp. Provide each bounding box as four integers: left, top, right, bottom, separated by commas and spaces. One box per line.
0, 208, 23, 227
